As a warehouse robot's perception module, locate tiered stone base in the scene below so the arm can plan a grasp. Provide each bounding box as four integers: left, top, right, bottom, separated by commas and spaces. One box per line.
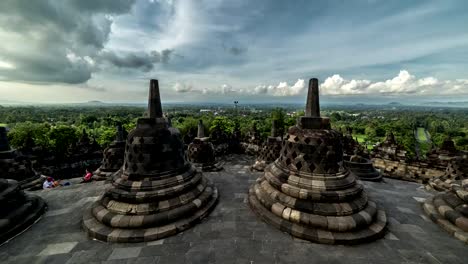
19, 174, 44, 191
251, 160, 268, 172
249, 165, 387, 244
82, 170, 218, 243
192, 162, 223, 172
93, 168, 117, 181
426, 178, 453, 192
344, 158, 382, 182
0, 179, 47, 244
423, 183, 468, 244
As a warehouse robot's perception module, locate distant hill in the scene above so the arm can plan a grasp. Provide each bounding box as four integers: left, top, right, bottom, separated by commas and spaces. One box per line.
423, 101, 468, 107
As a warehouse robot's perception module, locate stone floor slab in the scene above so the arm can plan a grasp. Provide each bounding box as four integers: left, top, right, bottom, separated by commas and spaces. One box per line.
107, 247, 142, 260
37, 242, 78, 256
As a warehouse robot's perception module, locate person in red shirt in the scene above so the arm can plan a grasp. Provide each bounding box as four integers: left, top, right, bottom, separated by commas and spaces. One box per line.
82, 169, 93, 183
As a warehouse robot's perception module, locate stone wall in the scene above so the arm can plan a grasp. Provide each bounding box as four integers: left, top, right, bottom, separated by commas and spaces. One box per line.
372, 158, 445, 183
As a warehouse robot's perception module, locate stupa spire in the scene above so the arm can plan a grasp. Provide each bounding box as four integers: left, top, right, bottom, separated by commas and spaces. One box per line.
148, 79, 163, 118
305, 78, 320, 117
116, 124, 125, 142
271, 120, 278, 137
197, 120, 205, 138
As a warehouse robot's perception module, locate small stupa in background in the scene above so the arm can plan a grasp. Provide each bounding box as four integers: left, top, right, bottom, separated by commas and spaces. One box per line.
251, 120, 282, 172
187, 120, 223, 171
93, 124, 127, 181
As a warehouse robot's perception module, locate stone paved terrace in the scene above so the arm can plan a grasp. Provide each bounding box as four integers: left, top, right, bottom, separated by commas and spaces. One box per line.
1, 154, 467, 264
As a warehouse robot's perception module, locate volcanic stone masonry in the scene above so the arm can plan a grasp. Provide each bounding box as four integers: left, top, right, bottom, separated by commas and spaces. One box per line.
0, 127, 46, 244
426, 137, 461, 169
187, 120, 223, 172
251, 120, 282, 172
83, 79, 218, 242
427, 155, 468, 192
248, 78, 387, 244
423, 156, 468, 244
371, 133, 445, 183
93, 124, 127, 181
344, 151, 383, 182
0, 178, 47, 245
0, 127, 43, 191
243, 122, 262, 155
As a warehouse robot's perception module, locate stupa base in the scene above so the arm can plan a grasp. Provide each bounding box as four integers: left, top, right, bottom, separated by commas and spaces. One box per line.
192, 162, 223, 172
426, 178, 453, 192
248, 187, 387, 245
251, 160, 268, 172
0, 185, 47, 244
82, 187, 218, 243
423, 195, 468, 244
18, 174, 43, 191
353, 171, 383, 182
93, 168, 117, 181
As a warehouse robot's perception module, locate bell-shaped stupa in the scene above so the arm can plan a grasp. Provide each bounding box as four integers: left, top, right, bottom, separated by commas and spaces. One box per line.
93, 124, 127, 181
187, 120, 222, 171
83, 80, 218, 242
248, 78, 387, 244
251, 120, 282, 172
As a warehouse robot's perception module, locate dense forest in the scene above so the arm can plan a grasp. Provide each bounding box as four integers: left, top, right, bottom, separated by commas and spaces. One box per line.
1, 104, 467, 160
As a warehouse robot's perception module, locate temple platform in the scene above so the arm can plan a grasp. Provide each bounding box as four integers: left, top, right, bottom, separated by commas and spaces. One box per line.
0, 155, 467, 264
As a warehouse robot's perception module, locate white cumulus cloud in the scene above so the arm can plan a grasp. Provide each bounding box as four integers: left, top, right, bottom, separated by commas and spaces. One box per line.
320, 70, 468, 95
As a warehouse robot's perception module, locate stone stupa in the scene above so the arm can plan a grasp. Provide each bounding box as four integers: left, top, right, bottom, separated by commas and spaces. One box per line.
427, 155, 468, 192
251, 120, 282, 172
93, 124, 127, 181
0, 129, 46, 244
83, 79, 218, 242
344, 150, 383, 182
243, 122, 262, 155
427, 137, 460, 169
0, 127, 42, 190
248, 78, 387, 244
423, 156, 468, 244
187, 120, 223, 172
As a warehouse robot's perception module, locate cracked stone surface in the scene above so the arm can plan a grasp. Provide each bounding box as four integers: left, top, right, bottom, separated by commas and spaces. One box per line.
1, 154, 467, 264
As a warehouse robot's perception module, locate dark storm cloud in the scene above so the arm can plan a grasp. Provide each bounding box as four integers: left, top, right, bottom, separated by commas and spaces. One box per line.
0, 0, 136, 84
99, 49, 174, 71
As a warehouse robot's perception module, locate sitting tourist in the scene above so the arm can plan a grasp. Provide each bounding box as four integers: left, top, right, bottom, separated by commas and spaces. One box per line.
43, 177, 55, 189
82, 169, 93, 183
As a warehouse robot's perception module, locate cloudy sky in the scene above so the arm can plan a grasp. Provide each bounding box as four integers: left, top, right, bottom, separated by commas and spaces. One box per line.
0, 0, 467, 104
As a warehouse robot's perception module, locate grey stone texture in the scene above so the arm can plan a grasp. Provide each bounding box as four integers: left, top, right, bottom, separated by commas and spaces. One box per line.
1, 154, 467, 263
249, 79, 387, 244
187, 120, 223, 172
82, 80, 218, 242
0, 127, 42, 190
0, 178, 47, 244
93, 125, 126, 181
